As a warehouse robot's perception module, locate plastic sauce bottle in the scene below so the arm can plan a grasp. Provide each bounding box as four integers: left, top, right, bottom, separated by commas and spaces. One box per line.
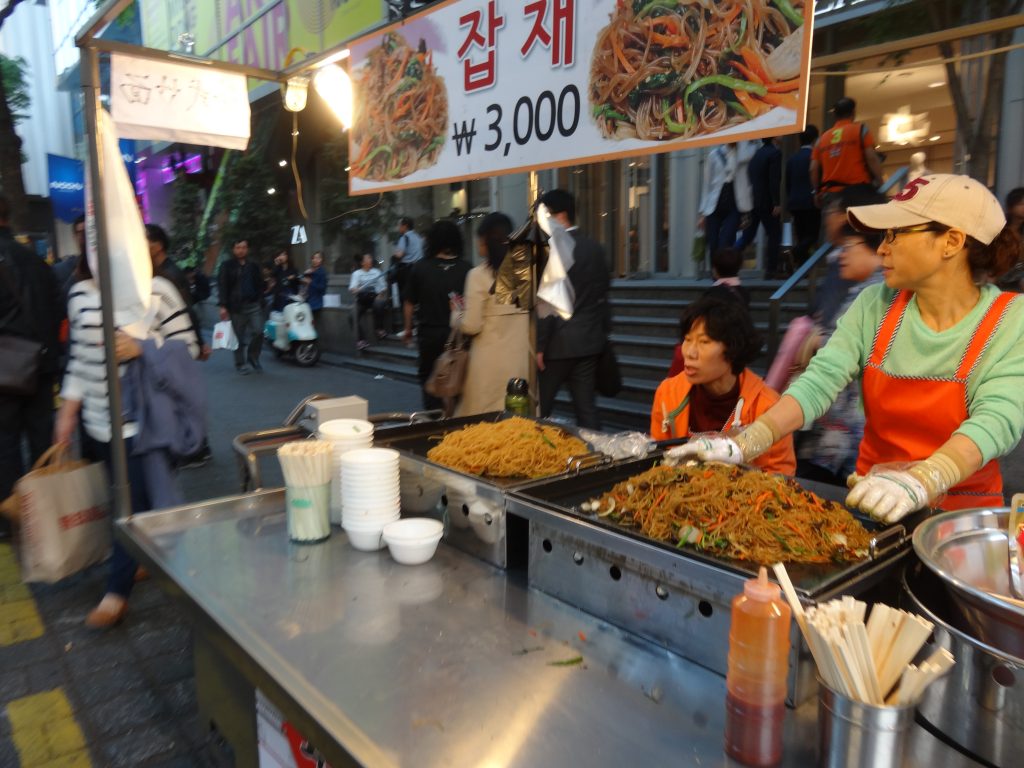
724, 566, 791, 767
504, 377, 531, 416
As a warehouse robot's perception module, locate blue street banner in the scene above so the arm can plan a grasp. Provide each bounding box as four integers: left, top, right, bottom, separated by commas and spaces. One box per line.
47, 154, 85, 222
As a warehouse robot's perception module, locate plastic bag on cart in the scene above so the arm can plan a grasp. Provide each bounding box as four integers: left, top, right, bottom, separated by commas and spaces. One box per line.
211, 320, 238, 351
576, 429, 654, 460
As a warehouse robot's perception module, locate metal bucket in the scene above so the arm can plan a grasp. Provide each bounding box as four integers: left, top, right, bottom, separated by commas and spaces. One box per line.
817, 678, 915, 768
903, 563, 1024, 768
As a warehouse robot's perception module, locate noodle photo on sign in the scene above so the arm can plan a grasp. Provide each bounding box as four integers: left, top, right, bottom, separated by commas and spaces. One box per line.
351, 32, 448, 181
590, 0, 806, 141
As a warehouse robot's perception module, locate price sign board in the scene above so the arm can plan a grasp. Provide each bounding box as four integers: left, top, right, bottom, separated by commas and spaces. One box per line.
348, 0, 813, 194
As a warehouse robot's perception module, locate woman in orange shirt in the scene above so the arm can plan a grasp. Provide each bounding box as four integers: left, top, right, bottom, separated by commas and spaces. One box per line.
651, 297, 795, 475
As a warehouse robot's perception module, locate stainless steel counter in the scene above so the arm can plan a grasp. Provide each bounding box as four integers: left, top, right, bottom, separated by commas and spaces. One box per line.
118, 490, 982, 768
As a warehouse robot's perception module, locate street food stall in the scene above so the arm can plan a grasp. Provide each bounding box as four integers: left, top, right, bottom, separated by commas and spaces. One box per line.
77, 1, 1022, 766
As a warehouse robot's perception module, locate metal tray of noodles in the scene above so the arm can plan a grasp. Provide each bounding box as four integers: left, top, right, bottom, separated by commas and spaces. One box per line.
507, 454, 917, 598
372, 412, 607, 568
913, 507, 1024, 658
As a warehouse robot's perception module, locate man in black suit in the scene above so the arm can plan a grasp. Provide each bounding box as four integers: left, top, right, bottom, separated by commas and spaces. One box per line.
786, 125, 821, 266
536, 189, 610, 430
737, 137, 783, 277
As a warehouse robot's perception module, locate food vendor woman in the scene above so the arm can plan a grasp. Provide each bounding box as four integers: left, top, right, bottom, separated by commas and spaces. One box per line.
651, 296, 796, 475
672, 175, 1024, 522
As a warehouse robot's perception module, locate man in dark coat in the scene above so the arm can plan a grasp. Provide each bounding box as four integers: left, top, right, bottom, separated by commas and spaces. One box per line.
787, 125, 821, 266
0, 196, 61, 537
217, 237, 265, 374
536, 189, 610, 430
737, 137, 783, 277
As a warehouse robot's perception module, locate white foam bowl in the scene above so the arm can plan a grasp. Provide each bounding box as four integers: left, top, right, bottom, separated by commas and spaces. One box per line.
382, 518, 444, 565
341, 448, 400, 468
319, 419, 374, 439
342, 515, 398, 551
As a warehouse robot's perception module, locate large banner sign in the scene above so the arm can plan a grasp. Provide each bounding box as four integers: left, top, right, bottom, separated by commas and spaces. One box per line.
349, 0, 813, 194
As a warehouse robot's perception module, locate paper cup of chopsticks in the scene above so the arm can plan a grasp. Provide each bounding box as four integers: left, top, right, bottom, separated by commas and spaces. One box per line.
279, 440, 333, 543
772, 563, 955, 768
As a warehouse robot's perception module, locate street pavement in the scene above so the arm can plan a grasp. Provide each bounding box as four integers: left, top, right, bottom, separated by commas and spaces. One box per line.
4, 343, 1024, 767
0, 350, 423, 768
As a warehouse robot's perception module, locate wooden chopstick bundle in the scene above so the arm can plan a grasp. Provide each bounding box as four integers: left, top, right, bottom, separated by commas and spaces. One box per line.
772, 563, 955, 708
278, 440, 333, 541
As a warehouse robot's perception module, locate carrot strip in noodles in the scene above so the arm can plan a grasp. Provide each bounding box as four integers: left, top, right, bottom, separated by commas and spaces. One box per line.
760, 91, 801, 109
731, 60, 764, 85
766, 79, 801, 92
740, 46, 772, 83
734, 88, 769, 117
612, 29, 634, 74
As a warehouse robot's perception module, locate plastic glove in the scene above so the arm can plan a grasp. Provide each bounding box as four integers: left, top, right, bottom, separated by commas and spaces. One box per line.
846, 470, 928, 523
664, 435, 743, 466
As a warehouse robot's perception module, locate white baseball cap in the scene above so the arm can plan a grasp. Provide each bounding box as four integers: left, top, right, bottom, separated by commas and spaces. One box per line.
847, 174, 1006, 245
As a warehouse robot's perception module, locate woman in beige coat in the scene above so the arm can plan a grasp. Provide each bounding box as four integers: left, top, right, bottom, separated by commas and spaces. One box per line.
455, 213, 531, 416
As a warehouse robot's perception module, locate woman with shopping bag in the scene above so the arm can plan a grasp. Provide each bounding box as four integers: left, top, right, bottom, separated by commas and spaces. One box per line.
55, 257, 201, 628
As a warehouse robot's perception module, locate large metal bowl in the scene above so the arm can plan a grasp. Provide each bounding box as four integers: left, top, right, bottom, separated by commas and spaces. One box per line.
912, 507, 1024, 658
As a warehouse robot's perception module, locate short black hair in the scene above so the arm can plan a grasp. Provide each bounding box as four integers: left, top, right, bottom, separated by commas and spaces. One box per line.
711, 247, 742, 278
425, 219, 463, 259
145, 223, 169, 251
833, 97, 856, 119
477, 211, 513, 271
678, 296, 761, 374
233, 237, 249, 247
1006, 187, 1024, 211
538, 189, 575, 223
799, 125, 819, 145
0, 194, 9, 223
73, 214, 85, 229
399, 216, 415, 229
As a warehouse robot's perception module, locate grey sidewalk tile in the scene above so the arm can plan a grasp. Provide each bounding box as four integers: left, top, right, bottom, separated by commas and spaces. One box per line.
24, 661, 66, 695
160, 678, 198, 717
83, 689, 168, 740
0, 737, 18, 767
0, 668, 29, 702
0, 634, 61, 667
140, 649, 194, 686
128, 624, 193, 659
72, 665, 150, 707
96, 724, 182, 767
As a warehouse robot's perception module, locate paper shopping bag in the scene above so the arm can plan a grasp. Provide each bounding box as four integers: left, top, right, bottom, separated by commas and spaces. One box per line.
18, 445, 111, 584
212, 320, 239, 351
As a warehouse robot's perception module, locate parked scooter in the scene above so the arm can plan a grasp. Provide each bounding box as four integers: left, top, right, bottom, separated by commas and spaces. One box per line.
264, 295, 320, 366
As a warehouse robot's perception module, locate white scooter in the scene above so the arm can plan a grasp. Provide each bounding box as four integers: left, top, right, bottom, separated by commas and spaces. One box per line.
264, 295, 320, 366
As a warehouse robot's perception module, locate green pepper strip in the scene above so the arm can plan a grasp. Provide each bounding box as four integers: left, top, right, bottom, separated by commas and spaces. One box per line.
684, 74, 767, 102
726, 13, 747, 54
773, 0, 804, 28
593, 104, 630, 122
352, 145, 392, 174
725, 99, 751, 120
635, 0, 677, 20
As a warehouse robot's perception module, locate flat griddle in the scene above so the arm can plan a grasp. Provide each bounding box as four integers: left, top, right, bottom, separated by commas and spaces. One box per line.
507, 454, 923, 598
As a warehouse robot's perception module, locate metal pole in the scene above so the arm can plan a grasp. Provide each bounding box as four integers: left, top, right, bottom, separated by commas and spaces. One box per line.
81, 46, 131, 520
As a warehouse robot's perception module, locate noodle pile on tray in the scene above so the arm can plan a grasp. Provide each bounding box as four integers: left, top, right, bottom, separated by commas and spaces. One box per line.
582, 463, 872, 564
590, 0, 805, 141
351, 33, 448, 180
426, 417, 588, 478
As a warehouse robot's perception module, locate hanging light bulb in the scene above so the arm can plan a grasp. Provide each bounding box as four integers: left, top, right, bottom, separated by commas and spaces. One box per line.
313, 64, 353, 129
283, 75, 310, 113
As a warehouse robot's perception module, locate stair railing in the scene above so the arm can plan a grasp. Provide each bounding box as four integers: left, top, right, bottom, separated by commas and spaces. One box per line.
766, 167, 910, 361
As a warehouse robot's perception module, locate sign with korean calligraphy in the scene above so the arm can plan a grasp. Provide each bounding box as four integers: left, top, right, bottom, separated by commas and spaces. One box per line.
348, 0, 813, 194
110, 53, 251, 150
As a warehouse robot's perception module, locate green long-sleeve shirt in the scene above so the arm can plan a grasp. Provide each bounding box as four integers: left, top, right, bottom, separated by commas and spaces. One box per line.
785, 283, 1024, 465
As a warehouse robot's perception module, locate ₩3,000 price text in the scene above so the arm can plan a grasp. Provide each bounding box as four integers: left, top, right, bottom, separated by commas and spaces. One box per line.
452, 85, 581, 157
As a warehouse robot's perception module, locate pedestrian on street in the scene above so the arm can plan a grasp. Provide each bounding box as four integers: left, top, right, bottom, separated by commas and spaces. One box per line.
737, 137, 783, 277
55, 255, 201, 628
349, 252, 388, 350
787, 125, 821, 266
302, 251, 328, 325
403, 220, 470, 411
0, 196, 62, 539
454, 212, 530, 417
53, 214, 84, 308
698, 142, 755, 263
217, 237, 265, 374
389, 216, 424, 309
810, 97, 885, 207
270, 249, 300, 312
536, 189, 611, 430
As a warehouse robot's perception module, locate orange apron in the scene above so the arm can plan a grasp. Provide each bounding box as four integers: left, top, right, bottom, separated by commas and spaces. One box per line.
857, 290, 1016, 510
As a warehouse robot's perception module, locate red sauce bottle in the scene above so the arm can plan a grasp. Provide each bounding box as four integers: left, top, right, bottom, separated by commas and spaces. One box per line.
724, 566, 791, 767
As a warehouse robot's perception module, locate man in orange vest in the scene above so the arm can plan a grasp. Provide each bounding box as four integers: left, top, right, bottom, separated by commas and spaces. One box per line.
810, 97, 885, 208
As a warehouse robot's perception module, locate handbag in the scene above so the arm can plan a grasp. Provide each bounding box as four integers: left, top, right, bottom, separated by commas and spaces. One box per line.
16, 444, 111, 584
424, 326, 470, 402
596, 341, 622, 397
0, 258, 43, 396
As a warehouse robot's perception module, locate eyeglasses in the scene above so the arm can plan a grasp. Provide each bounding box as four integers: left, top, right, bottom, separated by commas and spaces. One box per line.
882, 224, 948, 244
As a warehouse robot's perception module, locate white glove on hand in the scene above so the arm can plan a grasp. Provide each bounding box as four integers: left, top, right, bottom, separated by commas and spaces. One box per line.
846, 471, 928, 523
665, 436, 743, 466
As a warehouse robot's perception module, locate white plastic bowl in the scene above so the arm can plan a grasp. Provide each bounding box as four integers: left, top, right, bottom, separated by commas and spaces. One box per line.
382, 518, 444, 565
319, 419, 374, 439
342, 516, 396, 551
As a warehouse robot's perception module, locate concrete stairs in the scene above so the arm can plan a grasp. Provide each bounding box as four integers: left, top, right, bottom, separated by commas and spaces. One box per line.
337, 276, 814, 431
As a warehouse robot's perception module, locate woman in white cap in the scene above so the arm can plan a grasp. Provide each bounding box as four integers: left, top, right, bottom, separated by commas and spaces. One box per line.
670, 174, 1024, 522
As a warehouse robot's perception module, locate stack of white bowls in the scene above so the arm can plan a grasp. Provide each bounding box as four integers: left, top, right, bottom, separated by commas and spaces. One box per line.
317, 419, 374, 524
340, 447, 401, 551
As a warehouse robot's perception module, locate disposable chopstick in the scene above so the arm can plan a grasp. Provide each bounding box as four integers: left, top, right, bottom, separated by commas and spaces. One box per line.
772, 563, 842, 690
879, 613, 933, 698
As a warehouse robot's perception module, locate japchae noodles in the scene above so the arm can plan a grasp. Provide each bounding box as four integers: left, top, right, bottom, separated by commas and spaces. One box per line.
590, 0, 805, 140
582, 463, 872, 564
351, 33, 448, 180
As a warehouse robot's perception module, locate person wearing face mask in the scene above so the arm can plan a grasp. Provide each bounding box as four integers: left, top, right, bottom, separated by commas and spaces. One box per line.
670, 175, 1024, 522
651, 296, 795, 476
